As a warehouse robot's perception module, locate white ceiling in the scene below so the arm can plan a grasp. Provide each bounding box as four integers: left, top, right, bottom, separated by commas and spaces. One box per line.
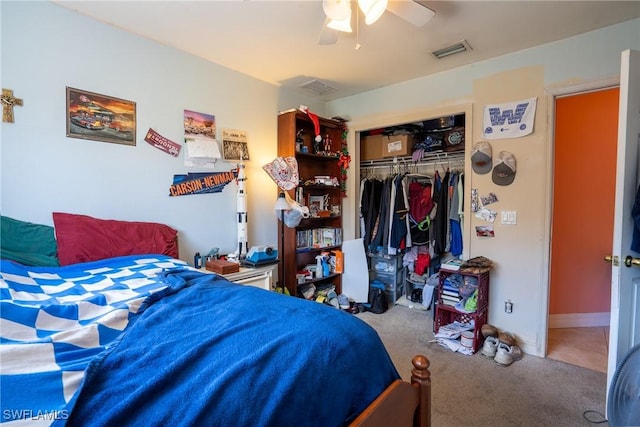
52, 1, 640, 102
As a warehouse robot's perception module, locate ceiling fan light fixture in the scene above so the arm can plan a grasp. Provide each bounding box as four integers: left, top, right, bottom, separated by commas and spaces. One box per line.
328, 14, 353, 33
323, 0, 351, 22
358, 0, 388, 25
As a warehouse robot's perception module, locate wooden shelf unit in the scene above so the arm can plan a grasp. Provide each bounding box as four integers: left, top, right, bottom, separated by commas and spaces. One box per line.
277, 110, 345, 297
435, 269, 490, 352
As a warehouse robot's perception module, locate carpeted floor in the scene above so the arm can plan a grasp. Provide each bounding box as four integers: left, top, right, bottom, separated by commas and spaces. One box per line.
356, 305, 609, 427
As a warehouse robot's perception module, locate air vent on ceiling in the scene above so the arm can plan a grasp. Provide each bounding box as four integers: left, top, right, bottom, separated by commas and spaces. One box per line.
299, 79, 337, 96
431, 40, 472, 59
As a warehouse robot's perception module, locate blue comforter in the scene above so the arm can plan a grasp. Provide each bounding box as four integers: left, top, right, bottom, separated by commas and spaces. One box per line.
1, 255, 399, 426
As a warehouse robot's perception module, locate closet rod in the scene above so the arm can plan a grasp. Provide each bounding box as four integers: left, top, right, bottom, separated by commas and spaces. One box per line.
359, 150, 465, 168
361, 161, 464, 174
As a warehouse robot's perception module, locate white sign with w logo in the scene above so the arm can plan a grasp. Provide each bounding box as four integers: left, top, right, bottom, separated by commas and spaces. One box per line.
483, 97, 537, 139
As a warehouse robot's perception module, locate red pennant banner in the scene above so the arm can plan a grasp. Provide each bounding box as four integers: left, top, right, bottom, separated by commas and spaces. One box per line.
145, 128, 181, 157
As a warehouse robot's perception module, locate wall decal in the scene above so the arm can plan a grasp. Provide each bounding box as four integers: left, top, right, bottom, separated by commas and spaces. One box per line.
169, 170, 237, 197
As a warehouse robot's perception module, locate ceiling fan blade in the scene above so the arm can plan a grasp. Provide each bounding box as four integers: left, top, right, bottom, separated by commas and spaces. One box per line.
318, 17, 340, 45
386, 1, 435, 27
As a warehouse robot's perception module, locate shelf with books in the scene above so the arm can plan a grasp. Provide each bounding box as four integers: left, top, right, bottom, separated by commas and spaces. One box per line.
278, 110, 344, 297
435, 269, 490, 352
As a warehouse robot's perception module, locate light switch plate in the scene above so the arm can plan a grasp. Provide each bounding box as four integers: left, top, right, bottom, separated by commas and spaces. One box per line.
501, 210, 517, 225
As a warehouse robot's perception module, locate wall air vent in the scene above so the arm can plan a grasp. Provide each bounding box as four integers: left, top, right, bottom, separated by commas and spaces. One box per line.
431, 40, 472, 59
299, 79, 337, 96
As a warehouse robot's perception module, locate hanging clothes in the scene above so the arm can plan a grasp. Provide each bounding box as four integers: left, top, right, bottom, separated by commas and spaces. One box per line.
408, 180, 434, 223
449, 171, 463, 256
361, 178, 383, 250
432, 169, 450, 255
389, 174, 410, 252
368, 177, 392, 253
457, 172, 465, 221
408, 179, 433, 246
359, 178, 367, 244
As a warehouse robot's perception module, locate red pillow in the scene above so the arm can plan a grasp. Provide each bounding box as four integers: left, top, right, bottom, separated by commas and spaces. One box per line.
53, 212, 179, 265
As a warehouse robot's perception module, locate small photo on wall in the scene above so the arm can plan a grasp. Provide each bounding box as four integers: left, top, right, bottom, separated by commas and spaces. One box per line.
66, 87, 136, 146
222, 128, 250, 161
476, 225, 495, 237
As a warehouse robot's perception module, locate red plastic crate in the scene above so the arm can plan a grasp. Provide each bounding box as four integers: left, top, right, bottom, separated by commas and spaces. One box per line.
434, 305, 488, 352
434, 269, 490, 353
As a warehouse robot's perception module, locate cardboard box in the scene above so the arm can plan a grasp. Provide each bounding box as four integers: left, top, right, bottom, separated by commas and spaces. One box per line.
382, 134, 413, 157
206, 259, 240, 274
360, 134, 383, 160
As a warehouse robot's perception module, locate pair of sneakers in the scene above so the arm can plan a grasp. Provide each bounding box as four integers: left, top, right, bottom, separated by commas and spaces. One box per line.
480, 324, 522, 365
482, 337, 514, 365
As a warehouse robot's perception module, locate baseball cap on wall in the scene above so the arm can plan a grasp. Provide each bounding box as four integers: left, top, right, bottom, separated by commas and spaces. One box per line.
492, 151, 517, 186
471, 141, 492, 174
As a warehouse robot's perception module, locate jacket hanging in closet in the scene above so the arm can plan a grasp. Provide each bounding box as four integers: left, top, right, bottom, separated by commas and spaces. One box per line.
432, 169, 450, 255
408, 179, 434, 246
389, 174, 411, 252
449, 171, 463, 257
368, 177, 392, 253
360, 178, 383, 250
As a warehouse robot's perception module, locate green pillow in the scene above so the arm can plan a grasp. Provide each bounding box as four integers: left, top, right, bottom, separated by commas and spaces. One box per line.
1, 216, 60, 266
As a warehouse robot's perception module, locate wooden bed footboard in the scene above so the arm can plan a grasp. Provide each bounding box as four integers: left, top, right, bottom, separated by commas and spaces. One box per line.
350, 355, 431, 427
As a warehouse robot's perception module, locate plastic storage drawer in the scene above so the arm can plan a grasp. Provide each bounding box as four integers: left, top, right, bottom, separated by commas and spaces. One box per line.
370, 254, 403, 274
372, 270, 405, 304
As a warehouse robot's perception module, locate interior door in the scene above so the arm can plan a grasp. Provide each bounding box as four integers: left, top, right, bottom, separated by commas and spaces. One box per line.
606, 49, 640, 403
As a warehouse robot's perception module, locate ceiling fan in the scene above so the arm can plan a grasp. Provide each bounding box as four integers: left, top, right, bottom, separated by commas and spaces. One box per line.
319, 0, 435, 45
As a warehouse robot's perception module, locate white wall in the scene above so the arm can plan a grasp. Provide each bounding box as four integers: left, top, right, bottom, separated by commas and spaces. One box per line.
327, 19, 640, 356
0, 1, 322, 264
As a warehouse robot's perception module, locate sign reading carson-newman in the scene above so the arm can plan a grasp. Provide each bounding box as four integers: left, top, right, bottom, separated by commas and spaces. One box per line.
169, 170, 237, 196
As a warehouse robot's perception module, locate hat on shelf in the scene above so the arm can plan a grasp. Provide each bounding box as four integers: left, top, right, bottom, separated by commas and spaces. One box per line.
492, 151, 517, 186
262, 156, 299, 191
471, 141, 492, 174
299, 105, 323, 143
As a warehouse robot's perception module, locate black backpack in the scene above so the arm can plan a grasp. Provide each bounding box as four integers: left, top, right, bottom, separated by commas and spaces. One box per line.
367, 287, 389, 314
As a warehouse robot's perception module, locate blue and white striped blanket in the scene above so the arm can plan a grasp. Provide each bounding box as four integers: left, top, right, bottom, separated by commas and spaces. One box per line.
0, 255, 190, 426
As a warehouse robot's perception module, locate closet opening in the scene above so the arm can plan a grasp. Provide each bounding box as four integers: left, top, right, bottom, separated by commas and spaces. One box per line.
357, 111, 467, 310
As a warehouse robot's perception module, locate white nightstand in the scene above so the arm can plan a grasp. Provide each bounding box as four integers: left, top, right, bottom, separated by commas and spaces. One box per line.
199, 263, 276, 291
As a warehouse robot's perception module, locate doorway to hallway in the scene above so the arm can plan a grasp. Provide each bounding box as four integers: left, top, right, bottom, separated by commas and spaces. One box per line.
548, 87, 619, 369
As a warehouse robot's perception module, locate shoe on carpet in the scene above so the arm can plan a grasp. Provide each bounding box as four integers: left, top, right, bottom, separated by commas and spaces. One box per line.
510, 345, 524, 361
481, 336, 499, 358
337, 294, 350, 309
494, 342, 515, 366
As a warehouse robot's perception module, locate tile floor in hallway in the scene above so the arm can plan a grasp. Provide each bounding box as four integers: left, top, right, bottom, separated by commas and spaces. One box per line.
547, 327, 609, 373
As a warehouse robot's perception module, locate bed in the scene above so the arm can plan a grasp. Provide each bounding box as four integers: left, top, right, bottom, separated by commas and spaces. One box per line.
0, 213, 431, 427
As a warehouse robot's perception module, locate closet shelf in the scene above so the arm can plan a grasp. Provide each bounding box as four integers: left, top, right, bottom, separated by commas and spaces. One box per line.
359, 150, 464, 168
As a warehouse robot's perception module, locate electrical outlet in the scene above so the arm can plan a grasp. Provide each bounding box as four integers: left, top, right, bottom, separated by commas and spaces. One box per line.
505, 300, 513, 314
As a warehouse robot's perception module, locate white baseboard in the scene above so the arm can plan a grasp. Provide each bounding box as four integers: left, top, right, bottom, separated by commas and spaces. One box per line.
548, 312, 610, 328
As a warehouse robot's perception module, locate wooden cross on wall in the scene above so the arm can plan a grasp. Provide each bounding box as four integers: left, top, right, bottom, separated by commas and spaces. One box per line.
1, 88, 23, 123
